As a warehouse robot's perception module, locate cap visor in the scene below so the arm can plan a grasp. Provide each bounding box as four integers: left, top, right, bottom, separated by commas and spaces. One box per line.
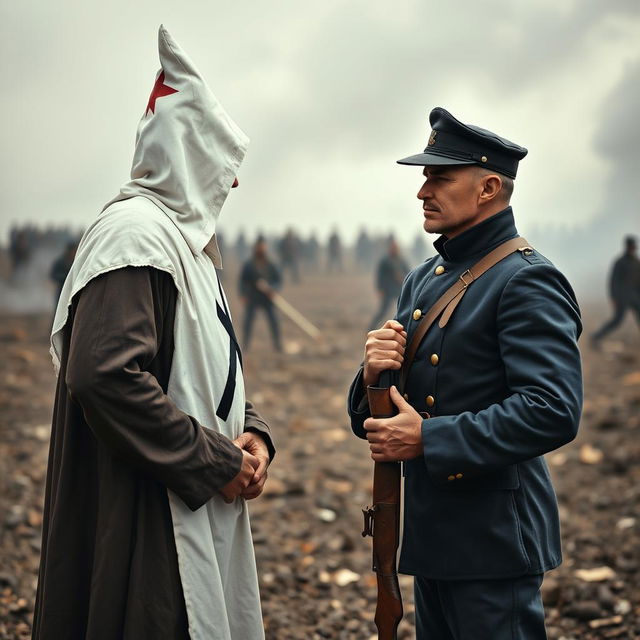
396, 152, 477, 167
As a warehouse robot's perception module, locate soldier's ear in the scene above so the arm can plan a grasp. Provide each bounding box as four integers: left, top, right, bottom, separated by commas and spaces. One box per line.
478, 174, 502, 204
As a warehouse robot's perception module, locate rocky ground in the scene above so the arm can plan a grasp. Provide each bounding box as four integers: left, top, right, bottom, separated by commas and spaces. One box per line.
0, 269, 639, 639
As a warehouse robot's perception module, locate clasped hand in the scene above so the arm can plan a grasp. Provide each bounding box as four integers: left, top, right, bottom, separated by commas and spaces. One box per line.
220, 432, 270, 503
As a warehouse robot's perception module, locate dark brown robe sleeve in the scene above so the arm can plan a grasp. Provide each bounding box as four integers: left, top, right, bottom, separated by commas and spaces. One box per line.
65, 266, 243, 511
244, 400, 276, 461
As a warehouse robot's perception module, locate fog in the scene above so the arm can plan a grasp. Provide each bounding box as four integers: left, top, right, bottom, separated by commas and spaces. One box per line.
1, 1, 639, 295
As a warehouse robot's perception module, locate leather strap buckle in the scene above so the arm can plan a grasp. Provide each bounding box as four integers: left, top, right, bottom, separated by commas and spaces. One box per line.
459, 269, 474, 288
362, 506, 376, 537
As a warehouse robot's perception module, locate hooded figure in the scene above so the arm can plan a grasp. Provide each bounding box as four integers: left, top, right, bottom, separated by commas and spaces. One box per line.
34, 26, 274, 640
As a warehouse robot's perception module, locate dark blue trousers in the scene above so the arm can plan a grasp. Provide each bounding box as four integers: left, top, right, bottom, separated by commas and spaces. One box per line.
414, 574, 547, 640
243, 301, 282, 351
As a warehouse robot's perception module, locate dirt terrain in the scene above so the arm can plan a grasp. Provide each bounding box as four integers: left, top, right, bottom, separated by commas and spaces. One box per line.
1, 269, 639, 639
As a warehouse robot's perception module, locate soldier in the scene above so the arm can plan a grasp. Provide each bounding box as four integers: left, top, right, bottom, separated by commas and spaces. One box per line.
591, 235, 640, 344
8, 227, 31, 281
410, 231, 430, 266
49, 241, 77, 306
327, 228, 343, 272
369, 235, 410, 330
303, 231, 320, 270
239, 236, 283, 352
348, 107, 582, 639
355, 228, 374, 271
278, 228, 301, 283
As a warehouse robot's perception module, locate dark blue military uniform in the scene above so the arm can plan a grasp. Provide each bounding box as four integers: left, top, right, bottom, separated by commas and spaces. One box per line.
349, 207, 582, 638
349, 107, 583, 639
239, 256, 283, 351
349, 208, 582, 637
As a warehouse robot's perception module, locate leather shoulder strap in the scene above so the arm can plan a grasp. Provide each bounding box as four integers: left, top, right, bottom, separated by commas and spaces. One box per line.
399, 236, 531, 392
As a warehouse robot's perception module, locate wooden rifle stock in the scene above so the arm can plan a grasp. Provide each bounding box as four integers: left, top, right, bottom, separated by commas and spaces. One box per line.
363, 384, 403, 640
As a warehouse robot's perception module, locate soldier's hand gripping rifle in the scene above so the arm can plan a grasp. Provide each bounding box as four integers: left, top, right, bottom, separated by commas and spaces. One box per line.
362, 370, 403, 640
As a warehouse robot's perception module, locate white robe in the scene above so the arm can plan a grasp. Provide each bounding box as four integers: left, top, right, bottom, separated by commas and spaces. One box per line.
51, 25, 264, 640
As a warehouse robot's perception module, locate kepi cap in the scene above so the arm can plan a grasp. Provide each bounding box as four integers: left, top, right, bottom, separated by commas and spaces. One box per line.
397, 107, 528, 178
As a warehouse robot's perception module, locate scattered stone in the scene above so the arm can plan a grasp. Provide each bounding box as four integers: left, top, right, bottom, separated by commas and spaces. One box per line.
579, 444, 603, 465
621, 371, 640, 386
596, 584, 616, 610
615, 517, 635, 530
541, 577, 562, 606
333, 569, 360, 587
588, 615, 623, 630
563, 600, 602, 620
612, 599, 631, 615
316, 508, 337, 523
574, 566, 616, 582
4, 506, 25, 530
0, 574, 17, 590
549, 452, 567, 466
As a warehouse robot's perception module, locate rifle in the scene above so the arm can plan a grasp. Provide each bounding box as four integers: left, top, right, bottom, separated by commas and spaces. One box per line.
254, 279, 321, 340
362, 370, 403, 640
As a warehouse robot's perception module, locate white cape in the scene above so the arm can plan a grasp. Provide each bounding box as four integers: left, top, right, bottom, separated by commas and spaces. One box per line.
50, 26, 263, 640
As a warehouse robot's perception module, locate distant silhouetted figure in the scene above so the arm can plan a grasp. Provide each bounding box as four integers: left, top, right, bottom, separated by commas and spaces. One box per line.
327, 230, 343, 273
303, 232, 320, 270
355, 229, 374, 271
411, 232, 429, 266
592, 235, 640, 344
278, 228, 301, 283
9, 229, 31, 280
50, 242, 77, 305
235, 230, 249, 265
369, 237, 410, 330
239, 237, 283, 352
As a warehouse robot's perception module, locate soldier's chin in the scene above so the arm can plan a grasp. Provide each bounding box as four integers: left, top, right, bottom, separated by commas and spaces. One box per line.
423, 219, 442, 234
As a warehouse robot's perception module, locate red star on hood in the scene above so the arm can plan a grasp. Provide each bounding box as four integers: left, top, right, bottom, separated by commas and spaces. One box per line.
145, 71, 178, 115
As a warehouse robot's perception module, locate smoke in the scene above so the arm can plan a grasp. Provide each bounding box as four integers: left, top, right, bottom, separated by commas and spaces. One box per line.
529, 58, 640, 300
0, 247, 60, 314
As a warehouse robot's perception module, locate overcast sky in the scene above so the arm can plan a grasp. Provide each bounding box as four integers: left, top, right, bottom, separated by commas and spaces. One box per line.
1, 0, 639, 271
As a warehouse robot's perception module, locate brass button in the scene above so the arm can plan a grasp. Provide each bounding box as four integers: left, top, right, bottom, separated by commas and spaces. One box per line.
456, 473, 463, 480
434, 265, 445, 275
447, 475, 455, 482
403, 393, 409, 401
481, 155, 488, 163
426, 395, 435, 407
430, 353, 439, 366
413, 309, 422, 321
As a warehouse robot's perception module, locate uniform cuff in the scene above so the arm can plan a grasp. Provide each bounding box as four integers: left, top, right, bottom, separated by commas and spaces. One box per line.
349, 367, 370, 415
421, 416, 463, 486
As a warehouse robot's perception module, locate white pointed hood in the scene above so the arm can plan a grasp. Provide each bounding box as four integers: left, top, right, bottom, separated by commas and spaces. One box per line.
104, 25, 249, 265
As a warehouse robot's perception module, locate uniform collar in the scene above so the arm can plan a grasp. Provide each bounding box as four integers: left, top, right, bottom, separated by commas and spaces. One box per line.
433, 207, 518, 262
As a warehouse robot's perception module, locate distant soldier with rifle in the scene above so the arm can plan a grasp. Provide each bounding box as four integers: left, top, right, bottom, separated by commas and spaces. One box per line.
348, 107, 583, 639
239, 236, 283, 352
